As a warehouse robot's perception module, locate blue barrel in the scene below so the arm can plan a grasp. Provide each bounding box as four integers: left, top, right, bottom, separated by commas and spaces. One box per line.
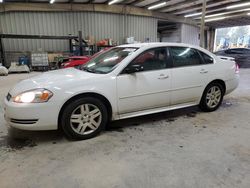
19, 56, 29, 66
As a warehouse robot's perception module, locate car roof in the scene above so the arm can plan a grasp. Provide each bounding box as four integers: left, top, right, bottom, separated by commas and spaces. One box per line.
118, 42, 215, 57
118, 42, 205, 51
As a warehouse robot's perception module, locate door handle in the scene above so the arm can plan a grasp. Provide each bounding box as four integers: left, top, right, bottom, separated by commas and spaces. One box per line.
158, 74, 169, 79
200, 69, 208, 74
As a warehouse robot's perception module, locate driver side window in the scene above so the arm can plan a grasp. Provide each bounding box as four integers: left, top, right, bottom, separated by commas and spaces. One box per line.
128, 47, 170, 72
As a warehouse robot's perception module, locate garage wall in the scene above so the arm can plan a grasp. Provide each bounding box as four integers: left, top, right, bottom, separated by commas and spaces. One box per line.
159, 23, 200, 46
181, 24, 200, 46
0, 12, 157, 52
126, 15, 157, 43
160, 24, 181, 43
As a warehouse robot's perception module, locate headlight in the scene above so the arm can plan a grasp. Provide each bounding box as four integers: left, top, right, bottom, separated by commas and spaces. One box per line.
13, 89, 53, 103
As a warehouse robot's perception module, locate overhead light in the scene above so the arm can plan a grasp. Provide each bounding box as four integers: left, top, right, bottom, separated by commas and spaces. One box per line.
0, 0, 3, 3
227, 2, 250, 9
194, 12, 226, 19
108, 0, 121, 5
50, 0, 55, 4
247, 12, 250, 15
148, 2, 167, 10
184, 12, 202, 18
205, 13, 225, 18
195, 8, 250, 19
205, 17, 226, 22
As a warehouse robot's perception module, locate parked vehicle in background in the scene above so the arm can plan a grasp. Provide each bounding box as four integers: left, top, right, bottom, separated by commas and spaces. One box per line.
4, 43, 239, 140
61, 56, 91, 68
214, 48, 250, 68
61, 48, 111, 68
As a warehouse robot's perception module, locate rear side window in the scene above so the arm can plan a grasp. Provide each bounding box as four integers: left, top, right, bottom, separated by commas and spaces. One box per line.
170, 47, 203, 67
199, 51, 214, 64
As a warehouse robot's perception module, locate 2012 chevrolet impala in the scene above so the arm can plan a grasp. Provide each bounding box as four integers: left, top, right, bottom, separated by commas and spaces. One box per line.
4, 43, 239, 140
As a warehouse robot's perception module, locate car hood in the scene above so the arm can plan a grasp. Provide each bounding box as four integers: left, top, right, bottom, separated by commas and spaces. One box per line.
9, 68, 105, 96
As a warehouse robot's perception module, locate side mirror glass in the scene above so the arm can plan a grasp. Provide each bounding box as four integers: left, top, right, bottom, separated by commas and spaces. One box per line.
208, 58, 213, 64
125, 64, 144, 74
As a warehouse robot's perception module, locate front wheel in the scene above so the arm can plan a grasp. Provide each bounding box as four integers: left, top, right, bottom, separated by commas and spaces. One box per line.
61, 97, 108, 140
199, 83, 224, 112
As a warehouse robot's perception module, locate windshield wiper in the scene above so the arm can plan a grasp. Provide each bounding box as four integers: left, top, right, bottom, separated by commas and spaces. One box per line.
82, 67, 105, 74
82, 67, 96, 73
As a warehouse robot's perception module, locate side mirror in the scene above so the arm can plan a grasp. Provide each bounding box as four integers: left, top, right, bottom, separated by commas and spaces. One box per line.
125, 64, 144, 74
207, 58, 214, 64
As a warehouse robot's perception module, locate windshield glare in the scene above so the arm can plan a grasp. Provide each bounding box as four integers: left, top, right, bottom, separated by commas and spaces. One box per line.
81, 47, 138, 74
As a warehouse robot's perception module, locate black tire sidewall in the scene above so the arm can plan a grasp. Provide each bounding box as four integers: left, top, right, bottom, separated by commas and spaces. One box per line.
61, 97, 108, 140
200, 83, 224, 112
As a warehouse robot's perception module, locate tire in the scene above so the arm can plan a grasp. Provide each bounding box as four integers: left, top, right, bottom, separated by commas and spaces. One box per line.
199, 82, 224, 112
61, 97, 108, 140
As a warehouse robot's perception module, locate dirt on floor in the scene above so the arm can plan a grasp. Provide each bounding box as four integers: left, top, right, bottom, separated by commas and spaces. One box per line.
0, 70, 250, 188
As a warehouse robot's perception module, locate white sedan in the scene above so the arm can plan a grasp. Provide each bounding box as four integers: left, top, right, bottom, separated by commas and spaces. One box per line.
4, 43, 239, 140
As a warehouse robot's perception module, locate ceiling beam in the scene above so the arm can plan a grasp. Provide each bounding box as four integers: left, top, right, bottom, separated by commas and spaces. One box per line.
127, 0, 145, 6
158, 0, 205, 12
0, 3, 198, 26
172, 0, 242, 15
198, 12, 250, 27
122, 0, 136, 4
206, 16, 250, 28
141, 0, 167, 8
190, 6, 250, 20
144, 0, 186, 11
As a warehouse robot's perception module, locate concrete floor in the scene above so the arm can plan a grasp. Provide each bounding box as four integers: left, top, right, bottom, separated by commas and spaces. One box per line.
0, 70, 250, 188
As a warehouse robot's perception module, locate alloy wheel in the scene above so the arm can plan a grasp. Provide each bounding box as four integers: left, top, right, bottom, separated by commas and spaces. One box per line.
206, 86, 222, 108
70, 104, 102, 135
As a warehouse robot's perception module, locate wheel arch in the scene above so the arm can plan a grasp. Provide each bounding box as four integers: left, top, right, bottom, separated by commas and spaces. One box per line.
199, 79, 226, 112
58, 92, 113, 128
200, 79, 226, 104
207, 79, 226, 94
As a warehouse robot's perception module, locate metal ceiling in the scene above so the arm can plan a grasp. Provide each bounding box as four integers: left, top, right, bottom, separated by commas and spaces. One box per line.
2, 0, 250, 28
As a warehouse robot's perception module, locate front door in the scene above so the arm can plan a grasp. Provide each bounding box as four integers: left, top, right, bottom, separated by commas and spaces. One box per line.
117, 47, 172, 115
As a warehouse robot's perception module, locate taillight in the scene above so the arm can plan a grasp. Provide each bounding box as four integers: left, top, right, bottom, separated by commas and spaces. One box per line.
235, 63, 240, 74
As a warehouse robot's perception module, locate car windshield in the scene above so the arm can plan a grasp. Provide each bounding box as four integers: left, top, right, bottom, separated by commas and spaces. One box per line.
80, 47, 138, 74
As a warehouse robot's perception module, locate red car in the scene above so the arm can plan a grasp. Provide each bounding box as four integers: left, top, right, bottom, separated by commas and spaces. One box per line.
61, 56, 91, 68
61, 48, 111, 68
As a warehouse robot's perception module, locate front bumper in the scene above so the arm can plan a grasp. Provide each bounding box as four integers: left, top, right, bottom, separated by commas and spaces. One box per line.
4, 97, 59, 131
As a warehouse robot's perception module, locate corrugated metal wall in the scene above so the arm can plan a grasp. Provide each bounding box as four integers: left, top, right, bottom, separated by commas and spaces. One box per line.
181, 24, 200, 46
0, 12, 157, 52
161, 24, 181, 43
126, 15, 157, 43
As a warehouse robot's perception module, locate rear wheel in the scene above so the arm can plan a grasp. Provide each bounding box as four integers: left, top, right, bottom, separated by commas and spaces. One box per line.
199, 82, 224, 112
61, 97, 108, 140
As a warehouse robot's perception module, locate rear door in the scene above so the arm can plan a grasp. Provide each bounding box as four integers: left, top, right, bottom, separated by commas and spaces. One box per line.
169, 47, 212, 105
